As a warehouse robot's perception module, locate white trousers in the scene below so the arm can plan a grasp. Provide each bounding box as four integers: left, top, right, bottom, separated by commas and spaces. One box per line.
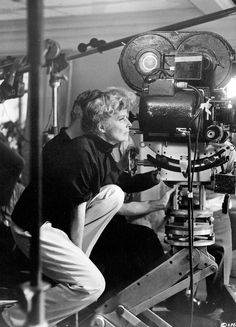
3, 184, 124, 327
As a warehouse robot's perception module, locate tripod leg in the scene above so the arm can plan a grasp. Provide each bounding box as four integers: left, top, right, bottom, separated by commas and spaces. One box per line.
139, 309, 173, 327
96, 248, 200, 315
77, 247, 217, 327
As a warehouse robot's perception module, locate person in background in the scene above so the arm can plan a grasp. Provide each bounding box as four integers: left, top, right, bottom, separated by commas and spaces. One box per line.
0, 182, 25, 227
0, 134, 25, 287
0, 133, 24, 209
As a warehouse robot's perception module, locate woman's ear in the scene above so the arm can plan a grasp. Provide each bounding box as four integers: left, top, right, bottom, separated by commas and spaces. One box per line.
71, 104, 83, 121
74, 106, 83, 119
98, 122, 106, 134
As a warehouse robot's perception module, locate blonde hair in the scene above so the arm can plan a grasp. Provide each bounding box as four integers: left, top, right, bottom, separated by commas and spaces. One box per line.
72, 87, 136, 134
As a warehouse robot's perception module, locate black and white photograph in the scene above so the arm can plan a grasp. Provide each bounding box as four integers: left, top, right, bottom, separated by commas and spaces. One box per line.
0, 1, 236, 326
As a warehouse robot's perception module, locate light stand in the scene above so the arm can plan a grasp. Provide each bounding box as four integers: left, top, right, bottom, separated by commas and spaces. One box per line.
49, 72, 61, 136
45, 42, 69, 138
47, 71, 67, 138
24, 0, 48, 326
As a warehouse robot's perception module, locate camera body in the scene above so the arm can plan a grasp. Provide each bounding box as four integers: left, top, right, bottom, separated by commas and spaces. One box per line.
119, 31, 236, 187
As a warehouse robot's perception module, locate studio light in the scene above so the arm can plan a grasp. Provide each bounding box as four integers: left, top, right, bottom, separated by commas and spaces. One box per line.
225, 76, 236, 98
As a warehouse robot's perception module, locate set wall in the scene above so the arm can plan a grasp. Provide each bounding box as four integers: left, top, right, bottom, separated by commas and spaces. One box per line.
69, 47, 130, 110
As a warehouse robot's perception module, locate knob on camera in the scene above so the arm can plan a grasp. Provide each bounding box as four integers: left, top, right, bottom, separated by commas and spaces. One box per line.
77, 38, 106, 53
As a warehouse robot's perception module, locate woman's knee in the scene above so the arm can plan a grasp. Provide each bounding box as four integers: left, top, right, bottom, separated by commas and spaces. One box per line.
69, 268, 105, 304
103, 184, 125, 208
85, 269, 106, 299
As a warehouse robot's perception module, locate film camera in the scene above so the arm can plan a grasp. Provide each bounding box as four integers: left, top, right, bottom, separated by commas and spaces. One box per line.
119, 31, 236, 143
119, 31, 236, 247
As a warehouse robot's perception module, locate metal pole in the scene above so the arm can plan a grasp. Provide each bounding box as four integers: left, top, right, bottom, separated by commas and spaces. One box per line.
49, 72, 61, 135
52, 86, 58, 135
27, 0, 47, 326
67, 6, 236, 60
12, 5, 236, 73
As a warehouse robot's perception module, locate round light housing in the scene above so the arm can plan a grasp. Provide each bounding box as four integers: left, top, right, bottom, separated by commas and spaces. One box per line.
137, 52, 158, 74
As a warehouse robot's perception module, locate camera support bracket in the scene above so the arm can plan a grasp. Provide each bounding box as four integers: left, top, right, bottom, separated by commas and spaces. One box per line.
77, 247, 217, 327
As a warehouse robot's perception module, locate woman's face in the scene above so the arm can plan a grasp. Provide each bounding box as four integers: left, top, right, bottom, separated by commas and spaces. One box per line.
101, 109, 132, 145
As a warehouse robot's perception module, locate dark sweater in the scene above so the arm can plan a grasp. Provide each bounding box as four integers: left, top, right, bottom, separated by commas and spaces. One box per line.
12, 129, 159, 236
